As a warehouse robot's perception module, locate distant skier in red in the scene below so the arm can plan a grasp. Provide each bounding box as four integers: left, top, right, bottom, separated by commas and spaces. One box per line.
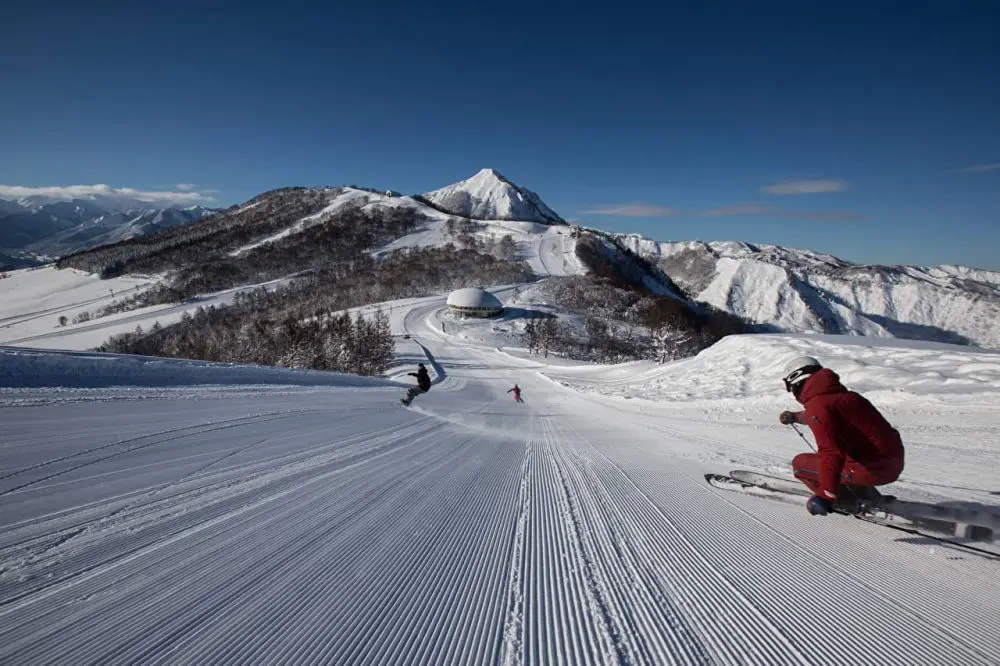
507, 384, 523, 403
779, 356, 905, 516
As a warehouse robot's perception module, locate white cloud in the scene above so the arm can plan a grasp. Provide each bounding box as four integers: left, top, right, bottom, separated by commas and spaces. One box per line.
0, 184, 215, 204
696, 201, 861, 222
779, 209, 862, 222
698, 203, 774, 216
759, 179, 848, 195
954, 163, 1000, 173
580, 203, 677, 217
175, 183, 198, 191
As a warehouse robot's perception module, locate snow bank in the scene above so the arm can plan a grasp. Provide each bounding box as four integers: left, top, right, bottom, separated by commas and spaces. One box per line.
0, 347, 395, 389
540, 334, 1000, 405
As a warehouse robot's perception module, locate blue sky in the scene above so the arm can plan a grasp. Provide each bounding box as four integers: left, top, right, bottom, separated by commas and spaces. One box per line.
2, 1, 998, 268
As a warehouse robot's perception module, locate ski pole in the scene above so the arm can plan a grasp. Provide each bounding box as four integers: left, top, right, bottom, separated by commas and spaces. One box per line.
790, 423, 816, 451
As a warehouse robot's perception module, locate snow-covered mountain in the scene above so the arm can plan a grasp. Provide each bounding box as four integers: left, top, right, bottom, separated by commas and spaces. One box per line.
421, 168, 564, 223
613, 236, 1000, 349
6, 168, 998, 351
0, 197, 214, 261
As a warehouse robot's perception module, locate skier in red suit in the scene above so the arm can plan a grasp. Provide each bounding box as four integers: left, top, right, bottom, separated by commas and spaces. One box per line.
507, 384, 523, 403
779, 356, 905, 515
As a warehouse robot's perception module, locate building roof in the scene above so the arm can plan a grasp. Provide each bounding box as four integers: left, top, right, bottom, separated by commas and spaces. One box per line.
446, 287, 503, 309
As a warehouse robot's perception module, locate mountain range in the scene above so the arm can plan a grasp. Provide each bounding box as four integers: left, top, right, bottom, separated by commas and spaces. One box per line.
0, 195, 214, 268
12, 168, 1000, 350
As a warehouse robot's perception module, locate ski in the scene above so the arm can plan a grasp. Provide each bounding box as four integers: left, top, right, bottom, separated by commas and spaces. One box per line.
707, 469, 1000, 557
704, 472, 809, 500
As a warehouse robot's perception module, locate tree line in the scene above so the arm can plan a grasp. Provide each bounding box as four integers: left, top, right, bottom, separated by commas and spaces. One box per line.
99, 244, 534, 373
521, 276, 749, 364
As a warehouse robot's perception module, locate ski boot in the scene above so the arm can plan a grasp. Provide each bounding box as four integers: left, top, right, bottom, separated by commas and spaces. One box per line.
835, 485, 894, 514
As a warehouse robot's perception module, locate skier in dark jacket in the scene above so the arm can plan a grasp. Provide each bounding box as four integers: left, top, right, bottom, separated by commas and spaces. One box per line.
779, 356, 905, 516
507, 384, 523, 403
401, 363, 431, 406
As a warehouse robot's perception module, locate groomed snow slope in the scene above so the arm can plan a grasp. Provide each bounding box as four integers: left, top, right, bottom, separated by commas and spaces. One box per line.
3, 296, 1000, 665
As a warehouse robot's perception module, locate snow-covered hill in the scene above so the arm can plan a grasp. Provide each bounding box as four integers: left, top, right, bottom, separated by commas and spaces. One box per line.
422, 168, 564, 223
614, 236, 1000, 349
4, 169, 999, 352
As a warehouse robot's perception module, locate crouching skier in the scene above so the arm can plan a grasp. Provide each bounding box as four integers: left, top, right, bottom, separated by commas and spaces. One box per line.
778, 356, 905, 516
401, 363, 431, 406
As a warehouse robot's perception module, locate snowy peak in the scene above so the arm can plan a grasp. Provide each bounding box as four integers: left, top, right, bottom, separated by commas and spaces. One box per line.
422, 168, 564, 224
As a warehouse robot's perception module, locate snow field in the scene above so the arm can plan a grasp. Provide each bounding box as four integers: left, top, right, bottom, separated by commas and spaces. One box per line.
0, 273, 298, 351
0, 266, 153, 339
2, 291, 1000, 664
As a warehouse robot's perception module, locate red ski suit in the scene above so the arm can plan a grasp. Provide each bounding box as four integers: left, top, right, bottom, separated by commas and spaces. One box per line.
790, 369, 904, 499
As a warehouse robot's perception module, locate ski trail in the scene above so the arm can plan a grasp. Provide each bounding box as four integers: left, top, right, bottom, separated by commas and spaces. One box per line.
4, 311, 1000, 666
500, 437, 532, 666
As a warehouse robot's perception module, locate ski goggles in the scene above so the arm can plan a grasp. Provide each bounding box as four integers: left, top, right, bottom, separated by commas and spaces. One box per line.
783, 366, 820, 392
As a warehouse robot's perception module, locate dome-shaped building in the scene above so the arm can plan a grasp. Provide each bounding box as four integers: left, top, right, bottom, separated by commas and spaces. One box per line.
446, 288, 504, 318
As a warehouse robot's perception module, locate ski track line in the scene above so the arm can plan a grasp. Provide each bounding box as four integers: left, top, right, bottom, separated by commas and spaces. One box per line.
584, 432, 1000, 665
114, 427, 466, 666
0, 417, 439, 621
541, 416, 788, 666
1, 404, 540, 663
547, 421, 712, 666
0, 408, 324, 496
0, 419, 446, 663
624, 431, 1000, 588
236, 429, 518, 665
499, 436, 533, 666
543, 416, 634, 666
0, 415, 413, 561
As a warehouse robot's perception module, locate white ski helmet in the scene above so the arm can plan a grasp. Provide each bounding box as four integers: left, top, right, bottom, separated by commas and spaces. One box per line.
782, 356, 822, 393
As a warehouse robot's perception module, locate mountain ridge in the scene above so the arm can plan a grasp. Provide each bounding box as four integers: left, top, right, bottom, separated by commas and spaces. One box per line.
10, 168, 998, 351
611, 235, 1000, 348
0, 197, 215, 262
